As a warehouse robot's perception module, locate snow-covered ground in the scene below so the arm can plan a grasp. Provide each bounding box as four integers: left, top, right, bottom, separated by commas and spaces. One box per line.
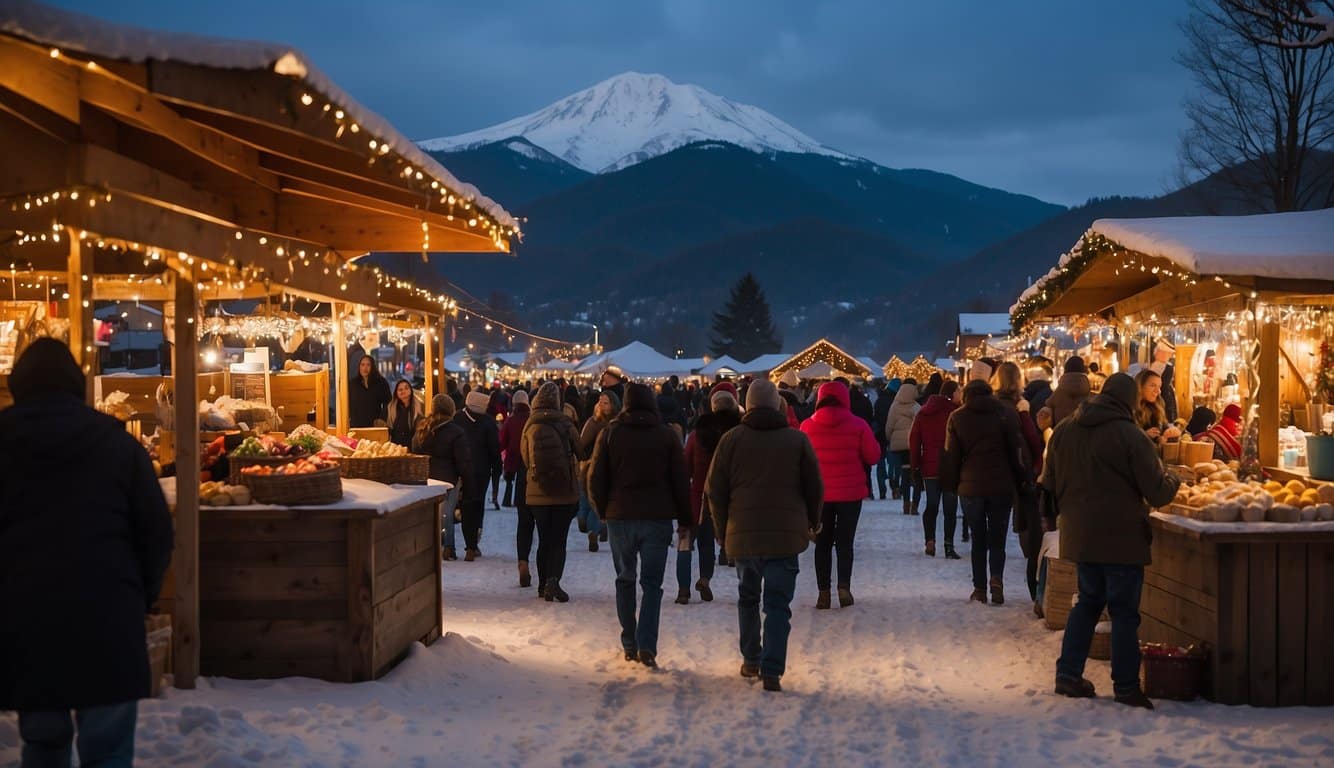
3, 498, 1332, 767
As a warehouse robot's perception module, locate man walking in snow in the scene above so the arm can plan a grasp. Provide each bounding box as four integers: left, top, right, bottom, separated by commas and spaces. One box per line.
1043, 372, 1179, 709
707, 379, 823, 692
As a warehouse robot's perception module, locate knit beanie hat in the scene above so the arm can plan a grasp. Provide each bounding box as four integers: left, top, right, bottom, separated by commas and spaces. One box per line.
746, 378, 782, 411
511, 389, 529, 407
432, 393, 455, 419
1063, 356, 1088, 375
710, 390, 738, 412
465, 390, 491, 414
710, 381, 738, 400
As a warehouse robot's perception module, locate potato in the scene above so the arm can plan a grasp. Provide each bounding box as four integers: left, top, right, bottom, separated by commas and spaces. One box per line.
1318, 485, 1334, 504
1215, 503, 1242, 523
1267, 504, 1301, 523
207, 494, 232, 506
1300, 505, 1320, 522
1317, 503, 1334, 522
229, 486, 252, 505
1194, 462, 1219, 474
1241, 504, 1267, 523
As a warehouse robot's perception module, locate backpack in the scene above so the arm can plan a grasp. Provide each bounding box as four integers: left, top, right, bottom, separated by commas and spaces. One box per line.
532, 420, 577, 497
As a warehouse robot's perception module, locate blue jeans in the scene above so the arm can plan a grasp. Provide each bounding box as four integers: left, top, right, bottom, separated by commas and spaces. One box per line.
19, 702, 137, 768
441, 487, 458, 552
874, 443, 889, 497
922, 478, 958, 544
676, 516, 716, 590
885, 449, 903, 493
737, 556, 799, 678
1058, 563, 1145, 695
608, 519, 673, 655
960, 494, 1012, 590
577, 488, 603, 537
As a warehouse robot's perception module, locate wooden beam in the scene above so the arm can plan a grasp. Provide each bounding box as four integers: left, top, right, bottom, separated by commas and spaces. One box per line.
1259, 321, 1280, 468
78, 143, 239, 226
422, 312, 434, 409
0, 39, 81, 123
437, 317, 447, 398
333, 302, 350, 435
1111, 279, 1241, 322
0, 109, 74, 197
65, 237, 96, 402
173, 271, 201, 689
0, 82, 79, 142
276, 193, 501, 253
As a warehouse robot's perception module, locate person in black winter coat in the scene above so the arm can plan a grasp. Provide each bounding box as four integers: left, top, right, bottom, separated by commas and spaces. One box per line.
348, 354, 391, 428
917, 373, 943, 405
414, 394, 471, 561
0, 339, 173, 767
872, 381, 893, 499
454, 390, 502, 560
658, 381, 687, 432
847, 384, 877, 500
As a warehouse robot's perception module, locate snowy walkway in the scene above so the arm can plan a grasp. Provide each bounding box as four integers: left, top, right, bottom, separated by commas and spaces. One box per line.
3, 498, 1332, 767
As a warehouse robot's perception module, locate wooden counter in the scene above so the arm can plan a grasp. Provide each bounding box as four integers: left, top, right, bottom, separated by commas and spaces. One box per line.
159, 478, 447, 682
1142, 513, 1334, 706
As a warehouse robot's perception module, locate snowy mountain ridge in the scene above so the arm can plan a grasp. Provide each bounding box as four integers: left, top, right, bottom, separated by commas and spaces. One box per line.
419, 72, 855, 174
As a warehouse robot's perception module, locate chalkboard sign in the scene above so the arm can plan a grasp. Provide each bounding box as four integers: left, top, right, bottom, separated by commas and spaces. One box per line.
230, 372, 268, 402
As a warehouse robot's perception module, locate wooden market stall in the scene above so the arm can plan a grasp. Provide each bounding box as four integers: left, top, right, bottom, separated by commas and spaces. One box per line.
1012, 209, 1334, 707
0, 3, 518, 688
769, 338, 872, 381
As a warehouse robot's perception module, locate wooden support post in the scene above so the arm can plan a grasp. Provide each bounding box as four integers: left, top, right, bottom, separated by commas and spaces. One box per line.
66, 238, 95, 402
172, 270, 200, 689
333, 302, 349, 435
422, 313, 434, 411
438, 317, 447, 395
1259, 321, 1280, 468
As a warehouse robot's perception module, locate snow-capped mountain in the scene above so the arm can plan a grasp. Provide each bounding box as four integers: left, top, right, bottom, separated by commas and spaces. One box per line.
419, 72, 854, 174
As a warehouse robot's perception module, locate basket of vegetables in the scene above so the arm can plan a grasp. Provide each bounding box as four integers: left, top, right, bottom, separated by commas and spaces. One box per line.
238, 453, 343, 505
338, 439, 429, 485
227, 435, 311, 484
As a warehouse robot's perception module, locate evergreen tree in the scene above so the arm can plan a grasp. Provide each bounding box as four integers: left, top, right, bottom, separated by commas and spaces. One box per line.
709, 273, 781, 361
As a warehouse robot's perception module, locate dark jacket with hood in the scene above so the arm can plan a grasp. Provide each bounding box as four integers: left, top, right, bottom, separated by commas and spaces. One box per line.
588, 383, 690, 525
1042, 372, 1091, 429
941, 381, 1027, 498
657, 382, 687, 431
1042, 373, 1180, 565
0, 339, 173, 710
872, 385, 892, 444
414, 410, 472, 490
521, 383, 583, 506
454, 400, 502, 504
348, 365, 391, 428
1024, 379, 1054, 416
849, 386, 875, 432
707, 406, 824, 560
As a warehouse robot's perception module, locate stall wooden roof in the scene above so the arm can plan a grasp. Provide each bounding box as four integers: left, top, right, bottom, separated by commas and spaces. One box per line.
0, 1, 517, 307
1012, 209, 1334, 330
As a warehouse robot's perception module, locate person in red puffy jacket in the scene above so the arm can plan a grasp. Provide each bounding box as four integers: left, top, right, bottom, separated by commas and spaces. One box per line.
800, 380, 881, 609
909, 380, 962, 559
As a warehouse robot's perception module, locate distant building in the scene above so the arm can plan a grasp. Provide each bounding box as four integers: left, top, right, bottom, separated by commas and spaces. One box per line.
955, 313, 1012, 363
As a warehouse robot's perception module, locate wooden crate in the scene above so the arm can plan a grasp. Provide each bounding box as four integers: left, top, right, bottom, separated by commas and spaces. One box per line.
1142, 517, 1334, 706
269, 369, 329, 431
197, 499, 443, 682
1043, 556, 1077, 630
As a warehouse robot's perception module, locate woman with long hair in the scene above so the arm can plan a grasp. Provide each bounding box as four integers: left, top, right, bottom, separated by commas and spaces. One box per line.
676, 387, 742, 605
994, 362, 1044, 612
1135, 369, 1180, 445
577, 391, 620, 552
348, 354, 390, 429
386, 379, 423, 448
910, 379, 962, 559
413, 395, 471, 561
801, 381, 881, 609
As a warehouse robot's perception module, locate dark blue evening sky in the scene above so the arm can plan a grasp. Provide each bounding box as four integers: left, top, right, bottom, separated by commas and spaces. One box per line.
42, 0, 1193, 206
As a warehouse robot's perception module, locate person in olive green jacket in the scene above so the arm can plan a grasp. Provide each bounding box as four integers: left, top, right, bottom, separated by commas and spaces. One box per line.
1043, 372, 1179, 710
707, 379, 823, 692
521, 382, 583, 603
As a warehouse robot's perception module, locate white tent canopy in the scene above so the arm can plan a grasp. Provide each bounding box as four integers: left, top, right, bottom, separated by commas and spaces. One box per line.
442, 350, 471, 374
573, 341, 686, 379
534, 359, 577, 373
1091, 208, 1334, 280
738, 353, 790, 375
698, 355, 743, 376
857, 357, 882, 376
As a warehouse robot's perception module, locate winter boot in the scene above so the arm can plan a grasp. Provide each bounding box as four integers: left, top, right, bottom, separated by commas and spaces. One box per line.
969, 587, 987, 603
547, 579, 569, 603
944, 543, 961, 560
638, 651, 658, 669
1114, 689, 1155, 710
599, 528, 608, 542
623, 648, 638, 663
816, 590, 831, 610
696, 578, 713, 602
1033, 600, 1045, 619
517, 561, 531, 588
740, 662, 760, 679
925, 539, 936, 557
838, 586, 855, 608
675, 588, 690, 605
902, 497, 912, 515
536, 580, 547, 599
761, 676, 782, 692
442, 547, 457, 562
990, 578, 1005, 605
577, 516, 588, 533
464, 548, 477, 562
588, 532, 599, 553
1054, 675, 1097, 699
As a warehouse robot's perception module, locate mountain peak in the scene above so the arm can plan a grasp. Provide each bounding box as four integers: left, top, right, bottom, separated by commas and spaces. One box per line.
419, 71, 853, 174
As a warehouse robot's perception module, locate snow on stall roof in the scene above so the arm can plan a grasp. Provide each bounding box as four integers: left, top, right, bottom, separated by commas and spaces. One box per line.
957, 313, 1012, 337
738, 353, 791, 374
0, 0, 517, 230
1091, 208, 1334, 280
573, 341, 685, 378
698, 355, 743, 376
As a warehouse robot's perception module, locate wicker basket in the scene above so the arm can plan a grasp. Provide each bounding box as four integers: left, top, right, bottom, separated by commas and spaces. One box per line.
340, 454, 429, 485
228, 452, 308, 484
240, 464, 343, 505
1142, 649, 1207, 701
